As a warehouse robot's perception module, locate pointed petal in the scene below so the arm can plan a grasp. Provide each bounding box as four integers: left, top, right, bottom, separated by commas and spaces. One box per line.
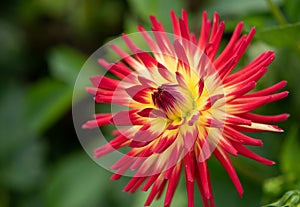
224, 126, 263, 146
214, 148, 244, 196
110, 109, 144, 126
90, 75, 120, 90
239, 113, 289, 124
82, 113, 113, 129
164, 164, 182, 207
231, 142, 275, 165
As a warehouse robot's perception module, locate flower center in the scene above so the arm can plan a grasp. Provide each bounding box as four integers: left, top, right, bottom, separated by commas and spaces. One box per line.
151, 84, 197, 122
152, 85, 177, 112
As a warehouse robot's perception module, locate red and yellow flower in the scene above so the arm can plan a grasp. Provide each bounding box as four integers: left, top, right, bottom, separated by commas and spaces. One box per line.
83, 10, 288, 207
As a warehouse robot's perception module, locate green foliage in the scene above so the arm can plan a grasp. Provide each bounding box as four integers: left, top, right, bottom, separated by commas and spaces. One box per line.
127, 0, 185, 31
0, 85, 46, 207
280, 127, 300, 179
26, 79, 72, 133
256, 23, 300, 52
284, 0, 300, 22
26, 46, 86, 133
263, 190, 300, 207
205, 0, 283, 17
44, 152, 133, 207
48, 46, 86, 86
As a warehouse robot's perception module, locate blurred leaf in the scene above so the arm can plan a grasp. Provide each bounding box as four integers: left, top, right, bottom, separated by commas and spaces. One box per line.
0, 84, 35, 158
44, 152, 130, 207
280, 127, 300, 178
0, 20, 26, 76
0, 188, 9, 207
0, 84, 46, 205
48, 45, 86, 86
124, 16, 141, 33
205, 0, 283, 17
284, 0, 300, 23
242, 14, 277, 31
127, 0, 184, 31
263, 176, 286, 198
262, 190, 300, 207
256, 23, 300, 50
26, 78, 72, 134
40, 0, 69, 17
1, 140, 45, 192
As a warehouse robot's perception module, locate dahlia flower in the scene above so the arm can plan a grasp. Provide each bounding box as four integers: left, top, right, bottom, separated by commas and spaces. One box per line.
83, 10, 288, 207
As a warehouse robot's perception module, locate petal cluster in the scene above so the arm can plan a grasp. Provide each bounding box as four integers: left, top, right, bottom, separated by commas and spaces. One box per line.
83, 10, 288, 207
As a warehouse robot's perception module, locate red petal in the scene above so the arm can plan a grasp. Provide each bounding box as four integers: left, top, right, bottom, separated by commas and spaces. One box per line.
170, 10, 180, 36
157, 63, 174, 82
164, 164, 182, 207
196, 160, 212, 199
90, 75, 120, 90
224, 126, 263, 146
110, 44, 142, 71
181, 126, 198, 150
246, 80, 287, 97
225, 114, 252, 126
135, 50, 158, 68
214, 149, 244, 196
202, 94, 224, 111
231, 142, 275, 165
110, 109, 144, 126
239, 113, 289, 124
144, 176, 167, 206
219, 138, 238, 156
82, 113, 113, 129
125, 85, 153, 104
174, 40, 190, 76
175, 71, 188, 88
226, 81, 256, 101
206, 21, 225, 61
154, 132, 178, 153
94, 134, 129, 158
98, 59, 132, 79
179, 18, 190, 40
198, 11, 211, 50
214, 22, 244, 68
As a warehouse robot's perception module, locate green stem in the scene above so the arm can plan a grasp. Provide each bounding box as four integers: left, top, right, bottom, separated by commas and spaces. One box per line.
266, 0, 288, 26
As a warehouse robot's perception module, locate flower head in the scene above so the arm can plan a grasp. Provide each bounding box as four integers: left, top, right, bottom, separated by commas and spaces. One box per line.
83, 10, 288, 207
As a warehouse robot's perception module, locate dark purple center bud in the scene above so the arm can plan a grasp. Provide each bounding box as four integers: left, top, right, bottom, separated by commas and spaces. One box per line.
151, 84, 184, 113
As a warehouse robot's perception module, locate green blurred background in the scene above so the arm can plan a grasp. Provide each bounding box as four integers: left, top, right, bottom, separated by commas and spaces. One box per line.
1, 0, 300, 206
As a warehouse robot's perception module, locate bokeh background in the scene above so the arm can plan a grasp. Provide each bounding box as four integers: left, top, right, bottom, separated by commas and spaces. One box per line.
1, 0, 300, 206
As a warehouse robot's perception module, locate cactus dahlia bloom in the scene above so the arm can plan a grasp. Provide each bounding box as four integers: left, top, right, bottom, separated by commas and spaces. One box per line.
83, 10, 288, 207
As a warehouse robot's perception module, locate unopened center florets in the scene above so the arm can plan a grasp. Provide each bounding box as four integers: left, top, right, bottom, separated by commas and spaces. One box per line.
152, 86, 177, 112
151, 84, 197, 121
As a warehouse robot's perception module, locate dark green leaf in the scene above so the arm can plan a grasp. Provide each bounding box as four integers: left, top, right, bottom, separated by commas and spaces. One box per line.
280, 127, 300, 178
256, 23, 300, 49
26, 78, 72, 134
284, 0, 300, 23
127, 0, 184, 31
0, 84, 35, 158
44, 152, 132, 207
262, 190, 300, 207
1, 140, 46, 192
48, 45, 86, 86
205, 0, 283, 17
0, 188, 9, 207
44, 153, 103, 207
